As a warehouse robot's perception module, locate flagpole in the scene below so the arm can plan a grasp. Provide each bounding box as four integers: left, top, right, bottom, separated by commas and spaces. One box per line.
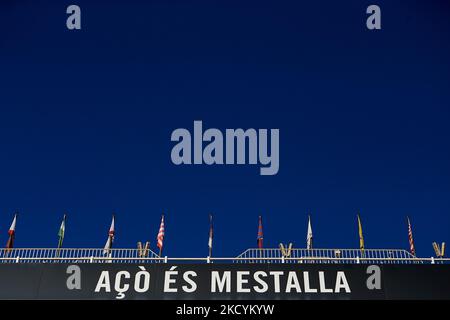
103, 214, 115, 257
5, 212, 18, 255
159, 220, 163, 257
307, 213, 313, 250
257, 215, 263, 249
407, 216, 416, 257
157, 214, 165, 257
56, 213, 67, 258
110, 213, 115, 258
208, 214, 213, 258
159, 214, 163, 256
357, 213, 365, 257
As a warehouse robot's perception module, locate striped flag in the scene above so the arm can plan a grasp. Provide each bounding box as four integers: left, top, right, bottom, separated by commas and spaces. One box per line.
103, 215, 115, 255
5, 213, 17, 251
257, 216, 263, 249
306, 215, 313, 250
157, 215, 165, 255
407, 216, 416, 256
208, 214, 213, 257
57, 214, 66, 249
357, 214, 365, 253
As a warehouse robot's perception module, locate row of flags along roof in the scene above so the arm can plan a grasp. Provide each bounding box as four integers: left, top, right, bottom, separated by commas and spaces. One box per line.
2, 213, 420, 257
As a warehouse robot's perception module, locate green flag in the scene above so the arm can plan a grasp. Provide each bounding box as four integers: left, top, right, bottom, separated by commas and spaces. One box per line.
57, 214, 66, 249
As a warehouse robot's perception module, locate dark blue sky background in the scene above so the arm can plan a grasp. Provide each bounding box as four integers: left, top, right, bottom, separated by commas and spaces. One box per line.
0, 0, 449, 257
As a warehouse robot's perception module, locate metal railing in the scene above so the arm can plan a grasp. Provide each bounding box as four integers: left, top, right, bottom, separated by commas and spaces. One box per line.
234, 248, 428, 264
0, 248, 161, 263
0, 248, 448, 264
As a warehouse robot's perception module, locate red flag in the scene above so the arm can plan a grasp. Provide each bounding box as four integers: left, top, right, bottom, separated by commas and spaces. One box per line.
407, 217, 416, 256
257, 216, 263, 249
157, 215, 165, 253
5, 213, 17, 251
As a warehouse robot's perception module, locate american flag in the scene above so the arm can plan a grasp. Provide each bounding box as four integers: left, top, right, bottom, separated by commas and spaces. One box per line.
407, 217, 416, 256
257, 216, 263, 249
157, 215, 165, 251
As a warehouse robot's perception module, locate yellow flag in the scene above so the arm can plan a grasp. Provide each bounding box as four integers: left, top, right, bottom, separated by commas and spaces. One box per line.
357, 214, 365, 252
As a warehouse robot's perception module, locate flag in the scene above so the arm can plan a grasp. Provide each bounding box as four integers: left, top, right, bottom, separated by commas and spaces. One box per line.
306, 215, 313, 250
357, 214, 365, 252
103, 215, 115, 255
5, 213, 17, 251
157, 215, 165, 255
257, 216, 263, 249
407, 216, 416, 256
57, 214, 66, 249
208, 214, 213, 257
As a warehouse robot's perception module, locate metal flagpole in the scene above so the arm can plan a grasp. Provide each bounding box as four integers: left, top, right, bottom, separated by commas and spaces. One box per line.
208, 214, 213, 258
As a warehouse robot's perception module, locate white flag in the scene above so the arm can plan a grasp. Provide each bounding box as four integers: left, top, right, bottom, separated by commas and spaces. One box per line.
103, 236, 112, 254
208, 234, 212, 249
103, 215, 115, 255
208, 215, 213, 256
306, 215, 313, 249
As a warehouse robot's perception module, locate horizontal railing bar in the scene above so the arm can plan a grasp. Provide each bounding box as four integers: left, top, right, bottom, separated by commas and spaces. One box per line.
0, 257, 448, 261
1, 248, 417, 251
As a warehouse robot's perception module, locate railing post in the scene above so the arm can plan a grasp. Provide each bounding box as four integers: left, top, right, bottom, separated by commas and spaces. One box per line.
356, 256, 360, 264
164, 256, 168, 264
431, 257, 435, 264
207, 256, 211, 264
15, 256, 20, 263
90, 256, 94, 263
281, 256, 285, 264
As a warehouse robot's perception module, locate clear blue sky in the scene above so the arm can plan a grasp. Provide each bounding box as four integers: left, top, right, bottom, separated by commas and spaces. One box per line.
0, 0, 449, 258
